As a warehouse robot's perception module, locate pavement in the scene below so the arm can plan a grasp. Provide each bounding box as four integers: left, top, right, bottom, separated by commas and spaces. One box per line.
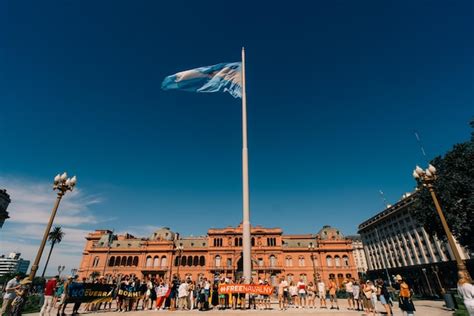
28, 299, 453, 315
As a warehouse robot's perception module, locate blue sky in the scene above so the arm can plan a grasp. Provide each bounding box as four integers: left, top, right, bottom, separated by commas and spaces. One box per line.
0, 1, 472, 274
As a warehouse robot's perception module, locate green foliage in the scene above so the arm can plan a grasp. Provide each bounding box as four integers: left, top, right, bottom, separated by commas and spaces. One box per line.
23, 294, 42, 313
48, 226, 65, 244
412, 121, 474, 252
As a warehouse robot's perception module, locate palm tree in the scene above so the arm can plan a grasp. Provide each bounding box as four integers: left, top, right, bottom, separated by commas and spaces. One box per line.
41, 226, 65, 277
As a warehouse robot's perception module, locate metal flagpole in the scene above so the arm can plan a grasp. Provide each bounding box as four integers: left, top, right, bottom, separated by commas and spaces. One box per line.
241, 47, 252, 283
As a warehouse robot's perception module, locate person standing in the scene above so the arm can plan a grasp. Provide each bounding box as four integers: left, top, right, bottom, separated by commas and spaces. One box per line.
396, 275, 415, 316
278, 278, 288, 310
288, 281, 298, 307
40, 276, 58, 316
177, 280, 189, 310
457, 271, 474, 316
296, 278, 307, 308
344, 278, 354, 310
306, 282, 315, 308
376, 279, 392, 316
317, 278, 327, 309
352, 279, 361, 311
328, 278, 339, 310
10, 278, 31, 316
1, 274, 22, 316
363, 280, 376, 316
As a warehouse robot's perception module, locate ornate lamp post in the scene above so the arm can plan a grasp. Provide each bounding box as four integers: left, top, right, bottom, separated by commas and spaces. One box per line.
29, 173, 76, 280
57, 265, 65, 278
175, 245, 184, 279
308, 243, 318, 284
413, 164, 471, 280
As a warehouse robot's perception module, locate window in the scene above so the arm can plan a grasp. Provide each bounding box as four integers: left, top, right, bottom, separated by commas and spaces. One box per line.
213, 238, 223, 247
193, 256, 199, 266
215, 255, 221, 267
180, 256, 186, 266
108, 256, 115, 267
251, 237, 255, 246
326, 256, 333, 267
269, 255, 276, 267
234, 237, 243, 247
146, 256, 153, 267
227, 258, 232, 268
174, 256, 180, 266
258, 258, 263, 267
287, 273, 294, 282
199, 256, 205, 266
127, 256, 132, 266
187, 256, 193, 266
160, 256, 167, 267
120, 256, 126, 266
133, 256, 139, 266
298, 256, 305, 267
267, 238, 276, 246
335, 256, 341, 267
92, 256, 100, 267
285, 256, 293, 267
300, 274, 307, 282
115, 256, 121, 266
153, 256, 159, 267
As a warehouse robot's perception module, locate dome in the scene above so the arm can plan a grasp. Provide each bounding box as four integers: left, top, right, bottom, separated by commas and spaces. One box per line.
317, 225, 344, 240
149, 227, 175, 241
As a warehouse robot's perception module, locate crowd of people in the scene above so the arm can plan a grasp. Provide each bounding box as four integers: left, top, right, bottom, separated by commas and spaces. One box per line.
1, 271, 474, 315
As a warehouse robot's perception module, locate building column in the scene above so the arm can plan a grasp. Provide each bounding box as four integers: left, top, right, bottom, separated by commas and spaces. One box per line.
406, 231, 421, 265
388, 235, 403, 267
433, 236, 448, 262
420, 228, 436, 263
414, 229, 429, 264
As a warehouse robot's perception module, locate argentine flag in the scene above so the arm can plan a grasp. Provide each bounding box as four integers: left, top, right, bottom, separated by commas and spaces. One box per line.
161, 62, 242, 98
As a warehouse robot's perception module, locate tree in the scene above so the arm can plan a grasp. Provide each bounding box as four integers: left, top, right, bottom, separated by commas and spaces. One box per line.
412, 120, 474, 252
40, 226, 65, 277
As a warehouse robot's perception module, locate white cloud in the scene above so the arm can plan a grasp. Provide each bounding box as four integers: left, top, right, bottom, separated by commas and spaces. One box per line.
0, 175, 103, 276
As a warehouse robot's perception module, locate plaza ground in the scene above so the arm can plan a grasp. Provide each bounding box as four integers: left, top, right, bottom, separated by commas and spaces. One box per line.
28, 299, 453, 315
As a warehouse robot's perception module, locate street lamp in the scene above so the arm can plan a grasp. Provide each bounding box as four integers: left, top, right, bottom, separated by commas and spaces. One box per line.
308, 243, 318, 285
29, 173, 77, 280
413, 165, 471, 281
71, 268, 78, 277
175, 245, 184, 279
421, 268, 433, 296
57, 265, 65, 277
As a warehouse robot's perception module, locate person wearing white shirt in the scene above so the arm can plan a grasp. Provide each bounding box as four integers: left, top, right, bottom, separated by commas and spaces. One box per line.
1, 274, 21, 316
317, 279, 327, 308
178, 281, 189, 310
458, 272, 474, 316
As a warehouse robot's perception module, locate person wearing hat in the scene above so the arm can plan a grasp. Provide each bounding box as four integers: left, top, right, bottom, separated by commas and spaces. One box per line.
396, 275, 415, 316
10, 278, 32, 316
1, 273, 22, 315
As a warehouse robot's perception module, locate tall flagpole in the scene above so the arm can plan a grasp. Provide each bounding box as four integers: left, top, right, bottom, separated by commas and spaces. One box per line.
241, 47, 252, 283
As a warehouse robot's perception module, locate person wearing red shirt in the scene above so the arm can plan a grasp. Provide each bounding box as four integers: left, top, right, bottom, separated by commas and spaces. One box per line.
40, 276, 59, 316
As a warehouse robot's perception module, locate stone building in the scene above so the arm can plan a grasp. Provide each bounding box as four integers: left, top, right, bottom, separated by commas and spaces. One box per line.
78, 224, 357, 286
358, 191, 472, 293
346, 235, 368, 278
0, 253, 30, 276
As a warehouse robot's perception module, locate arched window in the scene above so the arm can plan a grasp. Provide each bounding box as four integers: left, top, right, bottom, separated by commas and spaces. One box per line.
146, 256, 153, 267
199, 256, 205, 266
181, 256, 186, 266
174, 256, 180, 266
343, 255, 349, 266
335, 255, 341, 267
108, 256, 115, 267
298, 256, 305, 267
329, 273, 335, 280
287, 273, 294, 282
115, 256, 121, 266
153, 256, 160, 267
187, 256, 193, 266
161, 256, 167, 267
227, 258, 232, 268
269, 255, 276, 267
239, 238, 243, 246
193, 256, 199, 266
127, 256, 132, 266
251, 237, 255, 246
133, 256, 139, 266
285, 256, 293, 267
234, 237, 238, 246
346, 273, 352, 278
215, 255, 221, 267
121, 257, 126, 266
326, 255, 333, 267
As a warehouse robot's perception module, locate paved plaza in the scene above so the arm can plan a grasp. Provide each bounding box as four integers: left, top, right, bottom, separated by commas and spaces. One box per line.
28, 299, 452, 316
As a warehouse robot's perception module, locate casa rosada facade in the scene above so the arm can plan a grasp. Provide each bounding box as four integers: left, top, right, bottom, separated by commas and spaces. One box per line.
78, 224, 357, 286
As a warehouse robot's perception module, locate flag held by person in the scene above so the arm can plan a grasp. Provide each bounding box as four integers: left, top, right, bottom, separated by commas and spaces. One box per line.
161, 62, 242, 98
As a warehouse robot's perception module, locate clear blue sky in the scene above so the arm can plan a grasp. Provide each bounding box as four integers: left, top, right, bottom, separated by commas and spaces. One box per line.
1, 0, 472, 247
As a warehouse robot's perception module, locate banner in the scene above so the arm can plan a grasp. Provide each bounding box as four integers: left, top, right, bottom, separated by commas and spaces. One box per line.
66, 282, 114, 303
218, 284, 273, 295
117, 285, 143, 299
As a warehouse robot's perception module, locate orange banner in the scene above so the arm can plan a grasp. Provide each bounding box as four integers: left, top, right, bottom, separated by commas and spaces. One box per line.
218, 284, 273, 295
